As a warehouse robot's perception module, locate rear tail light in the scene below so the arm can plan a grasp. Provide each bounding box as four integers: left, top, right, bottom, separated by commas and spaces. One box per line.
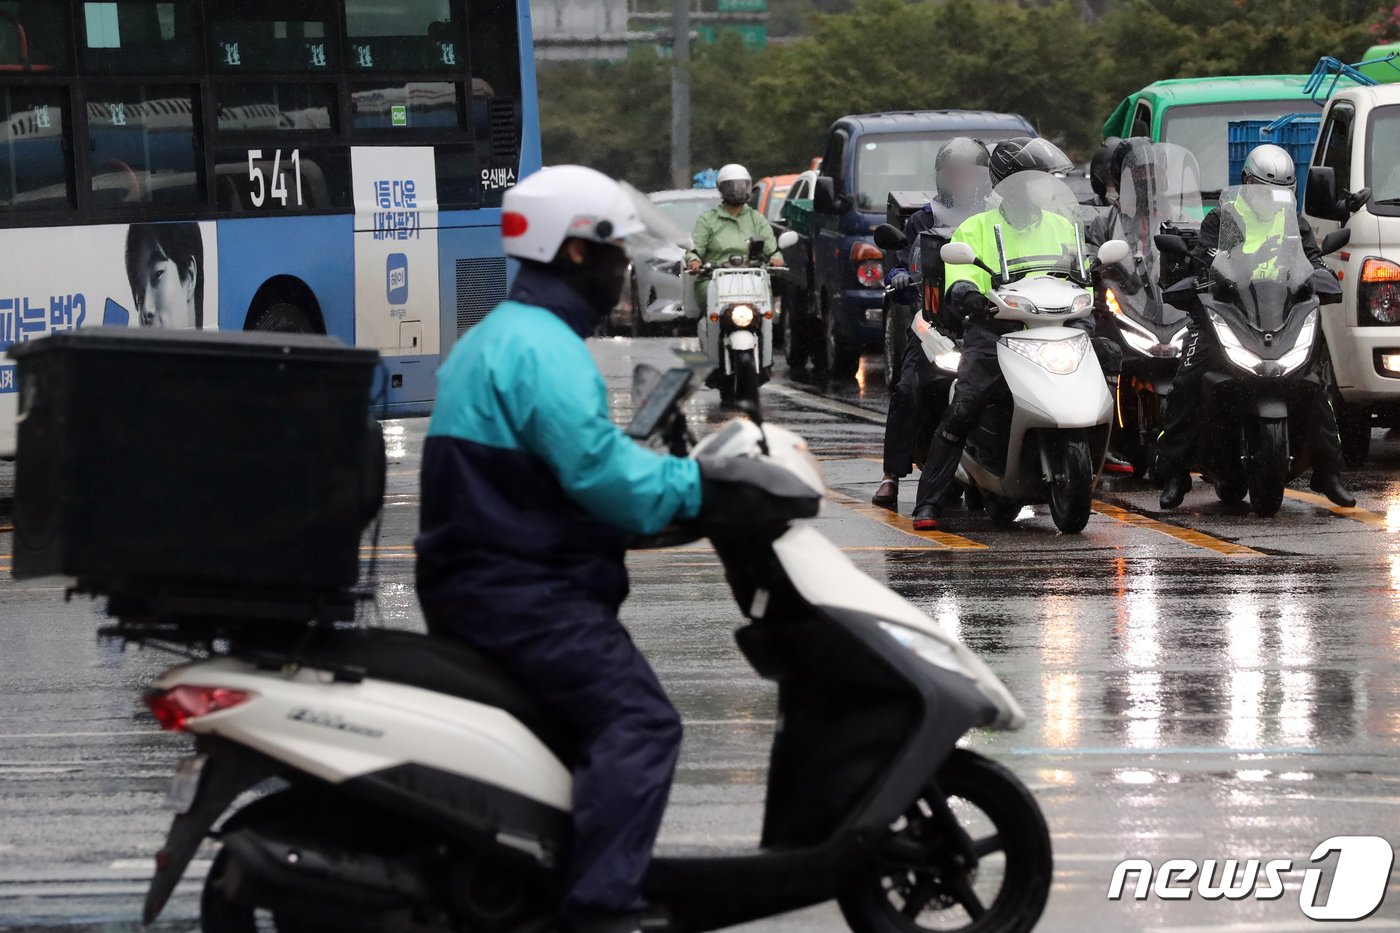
1360, 258, 1400, 325
851, 241, 883, 288
144, 686, 253, 732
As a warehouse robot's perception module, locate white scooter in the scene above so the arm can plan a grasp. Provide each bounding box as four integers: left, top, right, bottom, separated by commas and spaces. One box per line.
936, 172, 1131, 534
687, 231, 800, 408
121, 366, 1052, 933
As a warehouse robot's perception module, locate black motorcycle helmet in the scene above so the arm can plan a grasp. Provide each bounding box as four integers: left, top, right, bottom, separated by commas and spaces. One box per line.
988, 137, 1075, 186
1089, 136, 1122, 200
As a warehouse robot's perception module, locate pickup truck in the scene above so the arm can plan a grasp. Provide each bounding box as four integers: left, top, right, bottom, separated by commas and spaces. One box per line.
779, 110, 1033, 381
1304, 83, 1400, 465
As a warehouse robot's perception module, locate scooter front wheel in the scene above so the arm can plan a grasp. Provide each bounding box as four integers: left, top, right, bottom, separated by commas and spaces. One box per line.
838, 749, 1052, 933
1246, 417, 1288, 518
1048, 435, 1093, 534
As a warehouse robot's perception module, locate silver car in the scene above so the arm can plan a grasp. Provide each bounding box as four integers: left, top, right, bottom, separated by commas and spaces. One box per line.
608, 188, 720, 336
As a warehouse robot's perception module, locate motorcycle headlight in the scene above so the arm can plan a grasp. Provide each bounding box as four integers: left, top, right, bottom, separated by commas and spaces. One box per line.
1004, 332, 1088, 375
1169, 326, 1188, 350
1119, 328, 1158, 355
934, 350, 962, 372
1001, 295, 1038, 315
729, 304, 755, 328
1069, 293, 1092, 315
1207, 310, 1263, 372
1275, 308, 1318, 375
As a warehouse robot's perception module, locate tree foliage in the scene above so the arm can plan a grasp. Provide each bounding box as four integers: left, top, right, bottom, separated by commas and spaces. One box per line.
537, 0, 1387, 191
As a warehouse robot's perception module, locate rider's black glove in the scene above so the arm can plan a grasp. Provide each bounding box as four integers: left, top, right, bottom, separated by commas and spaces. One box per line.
889, 270, 913, 292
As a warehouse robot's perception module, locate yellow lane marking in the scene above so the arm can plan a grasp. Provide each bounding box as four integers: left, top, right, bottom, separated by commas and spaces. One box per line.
826, 491, 988, 551
1091, 500, 1264, 557
1283, 488, 1390, 528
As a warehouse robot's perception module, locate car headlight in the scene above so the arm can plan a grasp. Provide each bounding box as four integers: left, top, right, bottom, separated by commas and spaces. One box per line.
729, 304, 755, 328
1207, 310, 1262, 372
1004, 332, 1088, 375
878, 621, 972, 676
1275, 308, 1317, 375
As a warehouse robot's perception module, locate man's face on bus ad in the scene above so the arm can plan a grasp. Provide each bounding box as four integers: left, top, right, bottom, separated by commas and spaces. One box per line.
134, 240, 198, 329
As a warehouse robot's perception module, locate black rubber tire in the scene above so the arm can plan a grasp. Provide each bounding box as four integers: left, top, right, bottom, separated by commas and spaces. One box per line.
823, 294, 861, 382
251, 301, 313, 333
733, 348, 759, 408
1247, 418, 1289, 518
885, 303, 913, 385
1213, 475, 1248, 504
1338, 397, 1372, 469
838, 749, 1053, 933
1049, 435, 1094, 534
985, 492, 1020, 527
784, 294, 811, 373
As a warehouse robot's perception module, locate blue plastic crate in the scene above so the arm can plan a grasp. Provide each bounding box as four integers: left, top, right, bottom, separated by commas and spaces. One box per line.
1226, 113, 1321, 210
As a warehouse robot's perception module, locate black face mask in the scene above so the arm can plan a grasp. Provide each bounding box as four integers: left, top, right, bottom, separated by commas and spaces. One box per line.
554, 241, 631, 317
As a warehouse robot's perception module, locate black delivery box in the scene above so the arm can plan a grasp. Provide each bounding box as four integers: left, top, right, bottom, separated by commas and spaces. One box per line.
7, 328, 383, 609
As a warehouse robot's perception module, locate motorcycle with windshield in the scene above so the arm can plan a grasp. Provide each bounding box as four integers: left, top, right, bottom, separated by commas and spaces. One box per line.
687, 231, 799, 408
1158, 185, 1349, 516
1093, 141, 1203, 480
938, 171, 1130, 533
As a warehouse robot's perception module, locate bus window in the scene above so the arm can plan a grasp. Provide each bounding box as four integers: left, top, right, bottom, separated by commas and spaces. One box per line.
0, 0, 71, 71
216, 83, 335, 133
79, 0, 198, 74
86, 85, 202, 207
350, 81, 460, 131
467, 0, 520, 207
344, 0, 463, 73
0, 86, 71, 210
207, 0, 337, 74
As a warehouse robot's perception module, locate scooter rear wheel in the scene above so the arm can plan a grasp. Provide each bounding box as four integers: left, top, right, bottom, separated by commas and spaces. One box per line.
838, 749, 1052, 933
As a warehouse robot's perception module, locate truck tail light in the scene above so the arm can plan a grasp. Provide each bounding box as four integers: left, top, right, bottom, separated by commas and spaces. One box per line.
855, 261, 883, 287
1360, 258, 1400, 325
851, 241, 883, 288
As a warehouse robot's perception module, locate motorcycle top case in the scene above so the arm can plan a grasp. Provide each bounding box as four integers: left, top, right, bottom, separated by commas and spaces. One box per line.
7, 328, 383, 601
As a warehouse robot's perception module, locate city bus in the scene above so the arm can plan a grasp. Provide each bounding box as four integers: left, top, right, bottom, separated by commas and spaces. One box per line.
0, 0, 542, 455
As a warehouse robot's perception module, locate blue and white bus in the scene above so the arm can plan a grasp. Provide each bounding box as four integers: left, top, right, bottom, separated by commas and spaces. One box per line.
0, 0, 541, 455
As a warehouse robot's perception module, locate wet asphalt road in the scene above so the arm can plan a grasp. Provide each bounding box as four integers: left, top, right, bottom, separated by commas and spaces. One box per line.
1, 338, 1399, 932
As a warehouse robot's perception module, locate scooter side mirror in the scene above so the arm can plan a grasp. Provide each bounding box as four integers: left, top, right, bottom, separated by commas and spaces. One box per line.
1162, 276, 1200, 309
1096, 238, 1131, 267
1320, 228, 1351, 256
940, 241, 977, 265
777, 229, 800, 250
1154, 234, 1190, 258
873, 223, 907, 251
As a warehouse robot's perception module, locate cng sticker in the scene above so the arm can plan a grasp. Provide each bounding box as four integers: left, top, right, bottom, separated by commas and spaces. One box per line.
387, 253, 408, 304
391, 105, 407, 127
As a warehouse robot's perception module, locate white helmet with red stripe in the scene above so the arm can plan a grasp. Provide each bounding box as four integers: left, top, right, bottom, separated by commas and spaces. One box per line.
501, 165, 646, 263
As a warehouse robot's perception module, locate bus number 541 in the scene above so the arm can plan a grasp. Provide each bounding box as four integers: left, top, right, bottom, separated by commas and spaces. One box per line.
247, 149, 304, 208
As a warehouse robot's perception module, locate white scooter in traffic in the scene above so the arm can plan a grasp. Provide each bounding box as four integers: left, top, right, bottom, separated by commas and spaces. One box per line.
936, 173, 1130, 533
125, 365, 1052, 933
687, 231, 800, 407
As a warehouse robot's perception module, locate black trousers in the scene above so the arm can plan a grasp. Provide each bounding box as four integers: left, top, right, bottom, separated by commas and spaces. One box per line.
425, 590, 683, 924
914, 325, 1004, 514
881, 318, 929, 477
1156, 320, 1343, 474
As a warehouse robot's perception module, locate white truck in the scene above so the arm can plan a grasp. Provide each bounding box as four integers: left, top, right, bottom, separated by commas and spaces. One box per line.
1305, 83, 1400, 465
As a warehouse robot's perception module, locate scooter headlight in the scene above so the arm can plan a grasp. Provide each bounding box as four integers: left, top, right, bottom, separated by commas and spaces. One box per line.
728, 304, 755, 328
934, 350, 962, 372
1207, 310, 1263, 372
1276, 309, 1318, 375
1004, 332, 1088, 375
1069, 293, 1092, 315
877, 622, 972, 676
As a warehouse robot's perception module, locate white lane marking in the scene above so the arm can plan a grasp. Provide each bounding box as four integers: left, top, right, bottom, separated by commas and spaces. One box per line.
1157, 922, 1400, 933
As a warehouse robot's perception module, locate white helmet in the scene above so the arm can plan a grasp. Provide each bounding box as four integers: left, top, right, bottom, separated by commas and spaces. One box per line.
1242, 144, 1296, 188
501, 165, 646, 263
716, 163, 752, 206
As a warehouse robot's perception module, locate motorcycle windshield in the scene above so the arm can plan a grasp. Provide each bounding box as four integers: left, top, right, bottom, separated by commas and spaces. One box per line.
1211, 185, 1313, 333
984, 172, 1090, 284
1112, 141, 1203, 328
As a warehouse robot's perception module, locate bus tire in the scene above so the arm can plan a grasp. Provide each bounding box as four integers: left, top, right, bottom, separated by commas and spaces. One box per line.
251, 301, 314, 334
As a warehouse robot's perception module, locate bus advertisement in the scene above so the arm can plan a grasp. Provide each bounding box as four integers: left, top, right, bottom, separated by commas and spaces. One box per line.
0, 0, 543, 456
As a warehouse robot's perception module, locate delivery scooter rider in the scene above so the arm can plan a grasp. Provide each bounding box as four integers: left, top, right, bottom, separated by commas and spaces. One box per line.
416, 165, 718, 933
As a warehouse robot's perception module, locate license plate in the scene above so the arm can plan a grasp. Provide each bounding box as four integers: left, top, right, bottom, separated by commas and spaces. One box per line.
164, 754, 207, 814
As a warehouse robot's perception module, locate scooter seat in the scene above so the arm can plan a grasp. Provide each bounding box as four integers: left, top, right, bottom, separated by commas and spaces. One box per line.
297, 628, 577, 764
